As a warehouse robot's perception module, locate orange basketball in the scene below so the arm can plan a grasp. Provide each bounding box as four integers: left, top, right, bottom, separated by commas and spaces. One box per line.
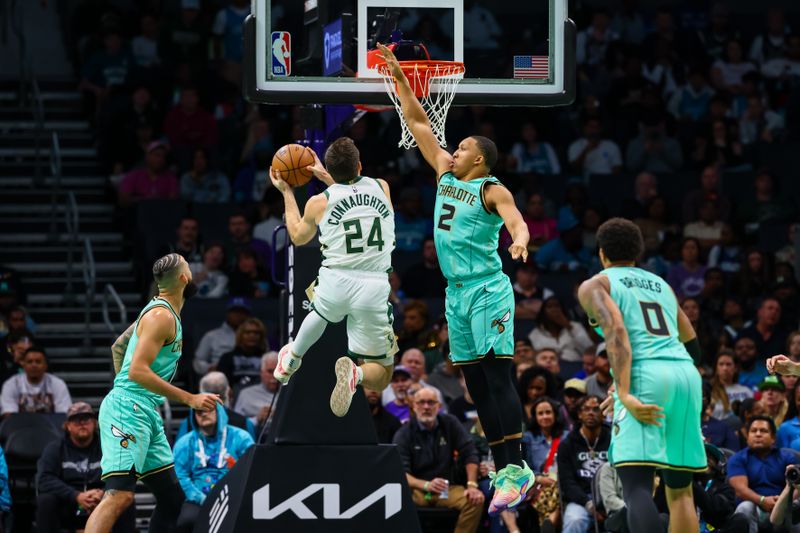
272, 144, 315, 187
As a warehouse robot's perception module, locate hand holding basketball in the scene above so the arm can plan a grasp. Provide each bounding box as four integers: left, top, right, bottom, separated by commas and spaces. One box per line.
269, 167, 290, 193
271, 144, 315, 187
305, 150, 334, 186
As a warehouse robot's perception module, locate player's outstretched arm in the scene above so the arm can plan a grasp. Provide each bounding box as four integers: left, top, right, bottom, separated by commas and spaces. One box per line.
128, 309, 221, 411
578, 276, 663, 426
111, 322, 135, 374
377, 43, 453, 177
486, 185, 529, 262
270, 167, 326, 245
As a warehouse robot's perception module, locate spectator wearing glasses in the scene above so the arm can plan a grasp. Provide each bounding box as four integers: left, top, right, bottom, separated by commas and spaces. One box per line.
393, 387, 484, 533
36, 402, 135, 533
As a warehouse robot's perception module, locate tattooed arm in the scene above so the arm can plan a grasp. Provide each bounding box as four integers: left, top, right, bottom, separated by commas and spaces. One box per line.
111, 323, 135, 374
578, 275, 664, 426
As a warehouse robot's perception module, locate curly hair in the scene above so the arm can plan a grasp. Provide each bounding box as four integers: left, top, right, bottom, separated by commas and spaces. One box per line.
596, 217, 644, 263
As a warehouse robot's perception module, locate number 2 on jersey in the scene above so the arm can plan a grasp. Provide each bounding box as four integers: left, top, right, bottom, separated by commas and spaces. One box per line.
639, 301, 669, 336
343, 217, 384, 254
438, 203, 456, 231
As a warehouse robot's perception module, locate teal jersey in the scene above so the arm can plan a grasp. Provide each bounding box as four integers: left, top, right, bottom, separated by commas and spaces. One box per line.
601, 266, 691, 363
113, 297, 183, 405
433, 172, 504, 282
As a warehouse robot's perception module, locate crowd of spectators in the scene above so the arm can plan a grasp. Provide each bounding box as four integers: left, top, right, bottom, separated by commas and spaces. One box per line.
0, 0, 798, 531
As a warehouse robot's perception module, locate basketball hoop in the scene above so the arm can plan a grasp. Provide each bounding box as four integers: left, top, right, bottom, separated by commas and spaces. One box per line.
377, 60, 465, 149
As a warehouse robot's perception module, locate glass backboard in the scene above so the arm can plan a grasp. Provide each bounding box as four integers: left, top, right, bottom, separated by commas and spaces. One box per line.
244, 0, 575, 106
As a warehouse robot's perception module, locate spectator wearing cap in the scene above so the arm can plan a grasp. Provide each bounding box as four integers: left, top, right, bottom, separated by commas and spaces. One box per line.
177, 372, 256, 440
728, 415, 797, 533
693, 443, 749, 533
1, 346, 71, 415
365, 387, 401, 444
233, 352, 279, 434
513, 338, 536, 367
562, 378, 588, 428
189, 243, 228, 298
512, 262, 554, 320
217, 318, 269, 394
36, 403, 135, 533
567, 117, 623, 179
528, 297, 594, 364
173, 403, 254, 533
117, 141, 178, 207
534, 210, 593, 272
79, 28, 134, 109
759, 375, 789, 427
739, 298, 789, 361
701, 381, 740, 451
585, 344, 612, 399
385, 366, 413, 423
193, 298, 251, 375
401, 238, 446, 298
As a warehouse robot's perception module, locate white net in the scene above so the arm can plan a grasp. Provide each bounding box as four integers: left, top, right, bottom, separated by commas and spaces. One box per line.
378, 62, 465, 150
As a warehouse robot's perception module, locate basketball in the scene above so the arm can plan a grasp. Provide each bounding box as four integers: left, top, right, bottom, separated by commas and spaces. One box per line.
272, 144, 315, 187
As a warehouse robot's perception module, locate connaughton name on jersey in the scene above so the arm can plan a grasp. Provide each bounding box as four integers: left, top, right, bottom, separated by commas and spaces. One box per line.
326, 193, 391, 225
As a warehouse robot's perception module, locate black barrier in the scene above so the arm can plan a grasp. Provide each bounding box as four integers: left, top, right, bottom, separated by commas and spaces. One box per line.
198, 244, 421, 532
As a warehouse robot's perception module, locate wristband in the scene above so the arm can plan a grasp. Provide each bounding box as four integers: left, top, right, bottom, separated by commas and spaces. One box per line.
423, 481, 430, 492
466, 481, 479, 489
759, 495, 765, 507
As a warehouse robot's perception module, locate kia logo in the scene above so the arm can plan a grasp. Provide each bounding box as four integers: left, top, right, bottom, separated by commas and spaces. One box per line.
253, 483, 402, 520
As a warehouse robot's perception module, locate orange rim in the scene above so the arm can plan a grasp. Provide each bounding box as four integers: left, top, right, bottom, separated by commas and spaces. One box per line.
377, 60, 465, 97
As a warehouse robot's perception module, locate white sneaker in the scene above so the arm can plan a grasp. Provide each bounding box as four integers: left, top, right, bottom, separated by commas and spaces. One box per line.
330, 357, 359, 417
274, 343, 302, 385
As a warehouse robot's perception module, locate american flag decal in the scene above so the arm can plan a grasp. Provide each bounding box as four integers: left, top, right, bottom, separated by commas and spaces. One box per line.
513, 56, 549, 79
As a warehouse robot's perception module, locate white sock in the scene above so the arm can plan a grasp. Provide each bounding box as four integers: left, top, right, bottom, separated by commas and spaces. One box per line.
355, 365, 363, 385
291, 310, 328, 357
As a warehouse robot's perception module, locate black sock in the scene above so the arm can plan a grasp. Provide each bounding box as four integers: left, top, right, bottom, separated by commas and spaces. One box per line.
489, 440, 509, 471
504, 435, 523, 467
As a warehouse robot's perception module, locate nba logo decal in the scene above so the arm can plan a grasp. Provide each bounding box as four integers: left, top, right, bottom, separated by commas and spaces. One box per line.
271, 31, 291, 76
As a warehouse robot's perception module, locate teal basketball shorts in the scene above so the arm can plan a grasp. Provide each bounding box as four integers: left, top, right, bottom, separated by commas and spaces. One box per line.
99, 388, 174, 481
445, 272, 515, 365
609, 359, 706, 473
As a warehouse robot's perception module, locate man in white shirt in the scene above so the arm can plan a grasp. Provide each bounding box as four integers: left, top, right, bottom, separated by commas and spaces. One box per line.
193, 297, 251, 375
568, 117, 623, 179
1, 346, 71, 415
234, 352, 279, 431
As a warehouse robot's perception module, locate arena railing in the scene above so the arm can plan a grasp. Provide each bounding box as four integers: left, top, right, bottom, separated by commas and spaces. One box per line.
82, 238, 96, 349
63, 188, 79, 304
49, 131, 63, 240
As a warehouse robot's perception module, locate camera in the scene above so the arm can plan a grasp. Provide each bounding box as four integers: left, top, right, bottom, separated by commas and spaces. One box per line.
787, 465, 800, 485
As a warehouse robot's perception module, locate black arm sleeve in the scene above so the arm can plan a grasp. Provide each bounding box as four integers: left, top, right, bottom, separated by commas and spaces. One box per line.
36, 442, 78, 502
684, 337, 702, 366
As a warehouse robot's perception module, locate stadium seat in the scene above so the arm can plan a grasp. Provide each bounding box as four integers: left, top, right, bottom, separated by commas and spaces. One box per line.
0, 413, 64, 446
6, 426, 62, 504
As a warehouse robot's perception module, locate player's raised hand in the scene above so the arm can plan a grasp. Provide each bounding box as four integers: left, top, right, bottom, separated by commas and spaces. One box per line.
269, 166, 291, 193
767, 354, 799, 375
306, 150, 334, 186
618, 393, 664, 426
187, 393, 222, 411
376, 42, 405, 81
508, 241, 528, 262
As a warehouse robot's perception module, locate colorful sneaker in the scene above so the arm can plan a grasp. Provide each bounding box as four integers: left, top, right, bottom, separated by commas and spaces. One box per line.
274, 343, 302, 385
487, 461, 535, 516
330, 357, 359, 417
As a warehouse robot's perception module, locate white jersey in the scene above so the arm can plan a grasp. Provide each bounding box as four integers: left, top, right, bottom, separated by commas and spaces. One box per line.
318, 177, 395, 272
